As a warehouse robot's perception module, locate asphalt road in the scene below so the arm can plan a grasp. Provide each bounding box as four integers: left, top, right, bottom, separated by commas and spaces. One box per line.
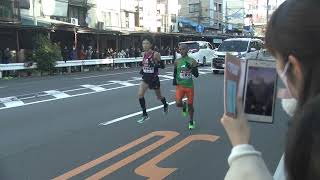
0, 67, 288, 180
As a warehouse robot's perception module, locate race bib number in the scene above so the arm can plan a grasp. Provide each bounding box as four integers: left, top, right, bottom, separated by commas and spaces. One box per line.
143, 67, 155, 73
180, 70, 192, 79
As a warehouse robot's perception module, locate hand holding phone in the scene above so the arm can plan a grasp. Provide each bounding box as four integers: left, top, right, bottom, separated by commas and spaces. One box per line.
221, 100, 251, 147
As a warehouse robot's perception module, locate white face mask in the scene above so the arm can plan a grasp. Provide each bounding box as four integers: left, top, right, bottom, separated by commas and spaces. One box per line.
279, 62, 291, 92
281, 98, 298, 117
278, 62, 298, 116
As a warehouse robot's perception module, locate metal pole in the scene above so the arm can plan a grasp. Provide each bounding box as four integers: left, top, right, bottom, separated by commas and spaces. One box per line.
225, 1, 228, 32
33, 0, 37, 25
267, 0, 270, 22
16, 30, 20, 63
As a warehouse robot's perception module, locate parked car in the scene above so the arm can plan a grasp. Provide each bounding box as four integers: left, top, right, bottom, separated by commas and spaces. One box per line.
176, 41, 217, 66
212, 38, 264, 74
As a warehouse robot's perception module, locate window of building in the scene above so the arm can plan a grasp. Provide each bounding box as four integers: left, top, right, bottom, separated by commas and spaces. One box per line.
189, 3, 200, 13
171, 14, 176, 23
218, 4, 222, 13
214, 3, 218, 11
68, 5, 87, 26
103, 12, 111, 26
125, 12, 129, 28
114, 13, 119, 27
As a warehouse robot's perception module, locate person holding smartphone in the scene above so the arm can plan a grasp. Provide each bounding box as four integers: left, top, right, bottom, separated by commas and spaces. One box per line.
173, 43, 199, 129
221, 0, 320, 180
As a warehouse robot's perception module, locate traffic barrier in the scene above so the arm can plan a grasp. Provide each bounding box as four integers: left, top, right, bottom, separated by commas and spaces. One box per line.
0, 56, 174, 78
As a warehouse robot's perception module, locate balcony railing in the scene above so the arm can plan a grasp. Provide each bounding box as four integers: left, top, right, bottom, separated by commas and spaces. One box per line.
0, 0, 20, 23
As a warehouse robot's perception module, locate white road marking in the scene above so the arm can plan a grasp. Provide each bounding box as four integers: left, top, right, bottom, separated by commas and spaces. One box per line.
131, 77, 142, 80
45, 90, 71, 99
63, 87, 87, 93
0, 96, 24, 108
199, 68, 213, 72
73, 71, 139, 80
109, 81, 138, 86
73, 67, 174, 80
0, 79, 170, 110
158, 75, 174, 79
99, 98, 187, 126
0, 67, 203, 110
199, 71, 208, 75
0, 86, 8, 89
81, 85, 106, 92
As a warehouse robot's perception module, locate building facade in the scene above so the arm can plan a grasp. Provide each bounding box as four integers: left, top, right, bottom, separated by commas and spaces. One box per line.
223, 0, 245, 32
178, 0, 224, 33
135, 0, 178, 33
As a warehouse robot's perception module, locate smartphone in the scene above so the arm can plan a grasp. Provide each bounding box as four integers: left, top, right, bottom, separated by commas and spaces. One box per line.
224, 54, 246, 118
243, 60, 277, 123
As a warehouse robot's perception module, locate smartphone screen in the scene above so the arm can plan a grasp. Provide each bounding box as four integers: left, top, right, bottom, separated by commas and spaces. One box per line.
244, 60, 277, 123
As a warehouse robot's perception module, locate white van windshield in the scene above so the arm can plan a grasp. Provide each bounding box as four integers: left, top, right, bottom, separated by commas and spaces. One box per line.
180, 42, 199, 51
218, 41, 249, 52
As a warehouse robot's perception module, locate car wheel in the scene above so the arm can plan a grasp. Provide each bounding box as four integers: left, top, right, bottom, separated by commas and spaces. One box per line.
213, 70, 219, 74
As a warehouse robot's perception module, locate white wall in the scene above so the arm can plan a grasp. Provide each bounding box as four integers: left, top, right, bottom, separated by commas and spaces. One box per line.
142, 0, 158, 32
20, 0, 42, 18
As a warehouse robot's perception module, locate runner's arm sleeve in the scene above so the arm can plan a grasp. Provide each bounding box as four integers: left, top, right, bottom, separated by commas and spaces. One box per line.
173, 66, 177, 86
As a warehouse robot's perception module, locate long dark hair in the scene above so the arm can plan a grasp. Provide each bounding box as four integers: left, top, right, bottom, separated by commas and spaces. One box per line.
265, 0, 320, 179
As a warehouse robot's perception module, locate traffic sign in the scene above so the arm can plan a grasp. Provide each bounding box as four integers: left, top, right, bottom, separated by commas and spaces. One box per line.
196, 25, 204, 33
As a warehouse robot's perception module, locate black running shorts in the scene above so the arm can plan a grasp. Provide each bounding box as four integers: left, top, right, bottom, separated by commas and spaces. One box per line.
142, 75, 160, 90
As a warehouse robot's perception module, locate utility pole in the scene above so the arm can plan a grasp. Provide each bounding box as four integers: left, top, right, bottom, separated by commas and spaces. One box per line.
33, 0, 37, 26
266, 0, 270, 22
198, 1, 202, 25
165, 0, 169, 32
225, 1, 228, 33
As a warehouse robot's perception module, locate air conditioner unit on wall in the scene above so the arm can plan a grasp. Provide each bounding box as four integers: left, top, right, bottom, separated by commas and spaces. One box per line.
71, 18, 79, 25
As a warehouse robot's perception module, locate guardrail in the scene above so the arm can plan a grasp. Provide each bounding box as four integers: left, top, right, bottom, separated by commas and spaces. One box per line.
0, 56, 174, 78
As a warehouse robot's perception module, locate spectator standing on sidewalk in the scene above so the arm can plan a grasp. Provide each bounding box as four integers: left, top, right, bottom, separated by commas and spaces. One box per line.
2, 48, 12, 77
129, 47, 135, 58
3, 48, 11, 64
125, 48, 130, 58
78, 45, 86, 60
92, 49, 98, 59
86, 46, 93, 59
62, 46, 69, 62
69, 46, 77, 60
